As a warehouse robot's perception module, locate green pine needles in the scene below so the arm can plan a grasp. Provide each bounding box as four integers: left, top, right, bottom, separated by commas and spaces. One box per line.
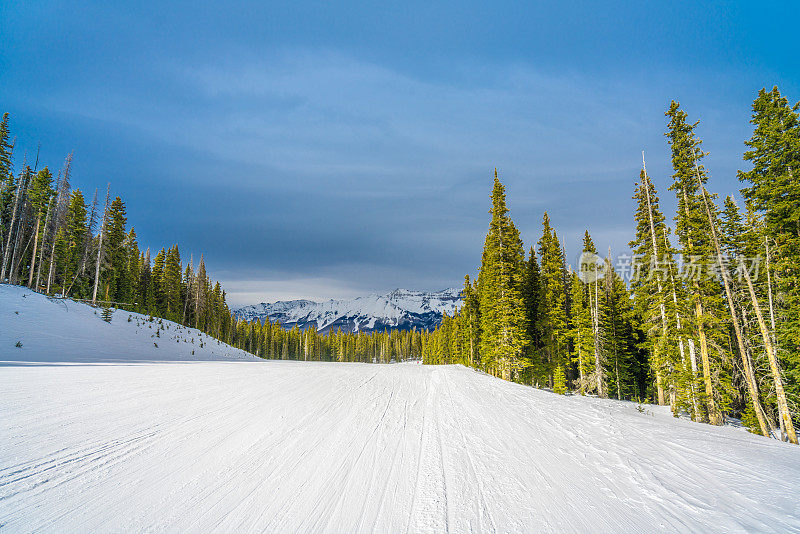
424, 89, 800, 443
477, 172, 529, 381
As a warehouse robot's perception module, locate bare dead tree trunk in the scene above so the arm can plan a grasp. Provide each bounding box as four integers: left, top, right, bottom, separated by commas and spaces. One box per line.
592, 273, 604, 397
693, 163, 769, 435
46, 235, 56, 294
642, 154, 667, 405
740, 249, 797, 444
577, 328, 584, 394
45, 155, 72, 295
27, 213, 42, 287
35, 194, 55, 290
92, 185, 110, 305
182, 254, 193, 324
679, 185, 720, 425
11, 169, 35, 285
1, 169, 25, 281
765, 237, 777, 344
11, 222, 35, 286
663, 226, 699, 419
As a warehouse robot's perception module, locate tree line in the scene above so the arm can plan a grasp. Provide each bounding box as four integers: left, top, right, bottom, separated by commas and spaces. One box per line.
4, 86, 798, 444
0, 113, 247, 346
230, 320, 427, 363
424, 88, 799, 444
0, 113, 428, 366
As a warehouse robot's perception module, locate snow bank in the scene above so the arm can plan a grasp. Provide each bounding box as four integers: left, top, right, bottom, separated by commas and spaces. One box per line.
0, 285, 258, 362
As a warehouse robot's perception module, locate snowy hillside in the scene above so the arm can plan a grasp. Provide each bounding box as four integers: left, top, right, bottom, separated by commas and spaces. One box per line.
2, 284, 800, 532
235, 288, 463, 333
0, 285, 257, 362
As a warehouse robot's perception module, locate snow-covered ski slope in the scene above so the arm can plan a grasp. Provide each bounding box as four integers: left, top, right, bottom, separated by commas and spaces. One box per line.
0, 285, 257, 363
2, 286, 800, 532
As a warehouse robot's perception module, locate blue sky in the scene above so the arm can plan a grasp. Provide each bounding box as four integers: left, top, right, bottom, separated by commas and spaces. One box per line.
2, 1, 798, 305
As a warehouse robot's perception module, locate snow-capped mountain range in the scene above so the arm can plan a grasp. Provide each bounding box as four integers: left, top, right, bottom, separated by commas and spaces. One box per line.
235, 288, 463, 333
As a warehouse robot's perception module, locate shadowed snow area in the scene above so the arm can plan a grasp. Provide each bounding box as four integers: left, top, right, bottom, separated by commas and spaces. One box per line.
1, 286, 799, 532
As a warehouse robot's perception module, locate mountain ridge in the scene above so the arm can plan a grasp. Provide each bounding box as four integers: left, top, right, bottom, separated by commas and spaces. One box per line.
235, 288, 463, 333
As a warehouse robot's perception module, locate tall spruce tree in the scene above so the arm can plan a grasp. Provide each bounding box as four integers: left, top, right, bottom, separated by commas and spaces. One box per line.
55, 189, 88, 296
738, 86, 800, 437
461, 275, 480, 368
105, 197, 127, 302
163, 245, 183, 320
579, 230, 605, 396
0, 113, 12, 180
569, 269, 593, 394
477, 171, 529, 380
599, 254, 642, 400
522, 246, 543, 382
666, 100, 734, 425
0, 113, 14, 258
536, 214, 569, 389
149, 248, 166, 314
630, 167, 684, 407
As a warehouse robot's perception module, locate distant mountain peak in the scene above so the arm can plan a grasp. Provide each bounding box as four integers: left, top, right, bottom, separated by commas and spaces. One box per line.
234, 288, 462, 333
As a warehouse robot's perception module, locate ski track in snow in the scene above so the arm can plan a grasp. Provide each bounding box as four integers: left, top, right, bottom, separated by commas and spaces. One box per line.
2, 286, 800, 532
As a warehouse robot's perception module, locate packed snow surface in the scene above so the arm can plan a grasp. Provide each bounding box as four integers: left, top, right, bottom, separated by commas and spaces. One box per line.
2, 286, 800, 532
235, 288, 463, 333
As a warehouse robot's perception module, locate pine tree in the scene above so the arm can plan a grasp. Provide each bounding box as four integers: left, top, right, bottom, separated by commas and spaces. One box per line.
738, 86, 800, 438
578, 230, 605, 396
0, 113, 12, 180
124, 228, 140, 306
522, 246, 542, 381
136, 248, 151, 313
1, 166, 28, 282
105, 197, 127, 302
536, 214, 569, 389
461, 275, 480, 367
477, 170, 529, 380
149, 248, 166, 314
599, 255, 642, 400
569, 270, 593, 394
195, 255, 208, 329
57, 189, 88, 296
666, 100, 733, 425
0, 113, 14, 262
163, 245, 182, 320
3, 167, 31, 283
553, 364, 567, 394
629, 166, 689, 407
25, 167, 54, 288
182, 257, 195, 325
